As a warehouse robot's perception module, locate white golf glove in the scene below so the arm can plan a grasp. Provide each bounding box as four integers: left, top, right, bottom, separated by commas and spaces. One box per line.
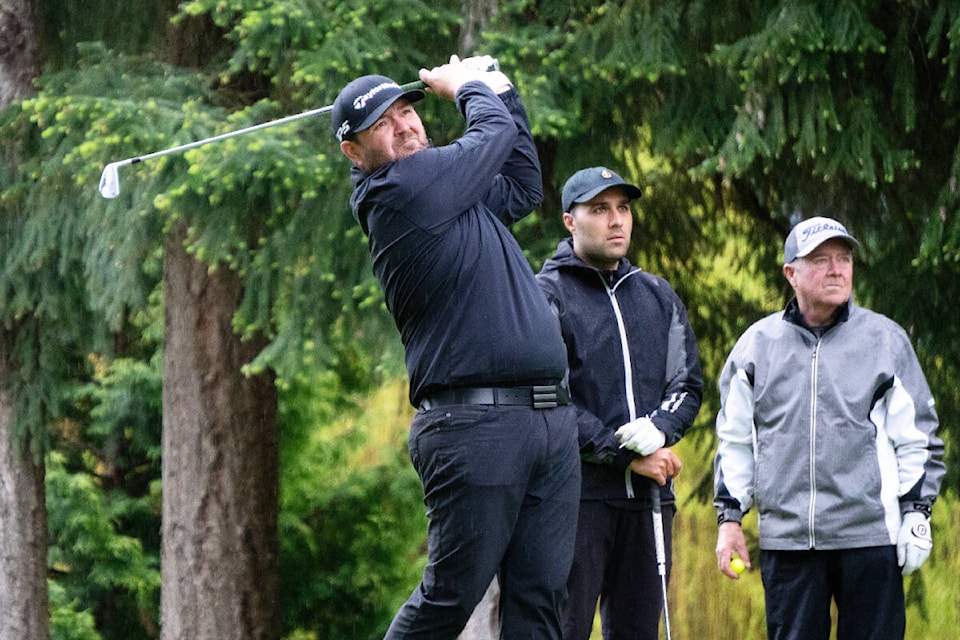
615, 417, 665, 456
462, 55, 499, 73
461, 55, 512, 94
896, 512, 932, 575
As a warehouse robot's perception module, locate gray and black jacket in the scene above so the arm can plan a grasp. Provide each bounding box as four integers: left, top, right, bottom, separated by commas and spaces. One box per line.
713, 298, 945, 550
537, 238, 703, 505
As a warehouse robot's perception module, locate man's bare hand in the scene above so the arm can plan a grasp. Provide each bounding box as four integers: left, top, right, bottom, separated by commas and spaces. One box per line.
628, 448, 681, 486
716, 521, 751, 580
419, 55, 512, 100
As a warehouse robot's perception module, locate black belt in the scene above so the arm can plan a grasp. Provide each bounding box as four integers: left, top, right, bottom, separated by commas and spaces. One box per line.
419, 384, 571, 411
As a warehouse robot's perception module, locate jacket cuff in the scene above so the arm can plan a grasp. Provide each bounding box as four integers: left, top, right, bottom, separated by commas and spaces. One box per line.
650, 413, 680, 446
900, 499, 933, 519
716, 506, 743, 526
613, 447, 637, 471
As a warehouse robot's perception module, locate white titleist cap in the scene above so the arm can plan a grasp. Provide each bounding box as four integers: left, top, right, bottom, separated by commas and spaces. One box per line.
784, 216, 860, 264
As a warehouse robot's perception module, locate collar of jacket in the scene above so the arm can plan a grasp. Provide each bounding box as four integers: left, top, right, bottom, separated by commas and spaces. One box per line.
783, 296, 852, 333
553, 237, 634, 280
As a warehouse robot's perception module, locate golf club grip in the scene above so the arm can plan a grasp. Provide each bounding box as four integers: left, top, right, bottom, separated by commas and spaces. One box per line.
399, 57, 498, 93
650, 484, 672, 639
651, 486, 667, 567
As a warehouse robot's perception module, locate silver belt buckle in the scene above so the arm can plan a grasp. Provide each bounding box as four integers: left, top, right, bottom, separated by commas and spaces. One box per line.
532, 385, 559, 409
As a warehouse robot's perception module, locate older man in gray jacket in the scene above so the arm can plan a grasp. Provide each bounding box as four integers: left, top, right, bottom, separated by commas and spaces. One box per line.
713, 216, 945, 640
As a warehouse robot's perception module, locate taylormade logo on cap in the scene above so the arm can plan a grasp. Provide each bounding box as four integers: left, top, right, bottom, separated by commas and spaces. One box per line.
784, 216, 860, 263
353, 81, 398, 110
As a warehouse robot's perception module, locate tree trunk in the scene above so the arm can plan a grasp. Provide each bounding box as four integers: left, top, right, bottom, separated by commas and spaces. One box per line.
459, 0, 497, 54
0, 2, 48, 639
160, 222, 280, 640
0, 0, 39, 104
457, 576, 500, 640
0, 334, 49, 640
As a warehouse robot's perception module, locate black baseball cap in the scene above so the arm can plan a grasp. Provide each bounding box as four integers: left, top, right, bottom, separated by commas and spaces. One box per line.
332, 75, 425, 142
561, 167, 642, 212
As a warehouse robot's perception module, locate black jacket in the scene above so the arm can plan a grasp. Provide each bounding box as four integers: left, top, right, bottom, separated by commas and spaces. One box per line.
537, 238, 703, 504
349, 82, 566, 406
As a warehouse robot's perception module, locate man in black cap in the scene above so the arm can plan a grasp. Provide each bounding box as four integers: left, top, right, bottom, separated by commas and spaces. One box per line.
333, 56, 581, 639
537, 167, 703, 639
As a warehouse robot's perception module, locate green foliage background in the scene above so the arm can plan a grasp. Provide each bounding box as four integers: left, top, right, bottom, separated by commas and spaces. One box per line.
1, 0, 957, 638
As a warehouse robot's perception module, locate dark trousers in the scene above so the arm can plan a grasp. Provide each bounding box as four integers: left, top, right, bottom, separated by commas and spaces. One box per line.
760, 546, 905, 640
561, 500, 674, 640
385, 403, 581, 639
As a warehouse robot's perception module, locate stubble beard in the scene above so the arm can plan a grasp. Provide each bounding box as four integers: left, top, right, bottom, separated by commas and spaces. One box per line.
395, 133, 429, 159
360, 133, 428, 172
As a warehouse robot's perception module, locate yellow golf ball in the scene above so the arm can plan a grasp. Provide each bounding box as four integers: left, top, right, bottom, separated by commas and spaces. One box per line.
730, 557, 746, 575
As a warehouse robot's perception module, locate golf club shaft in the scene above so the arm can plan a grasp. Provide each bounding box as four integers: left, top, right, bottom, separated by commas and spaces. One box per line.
123, 81, 423, 166
97, 81, 421, 198
132, 105, 332, 165
651, 486, 672, 640
98, 56, 496, 198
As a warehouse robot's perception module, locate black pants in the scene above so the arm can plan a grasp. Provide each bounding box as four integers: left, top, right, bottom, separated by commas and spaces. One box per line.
385, 403, 581, 639
760, 546, 905, 640
561, 499, 674, 640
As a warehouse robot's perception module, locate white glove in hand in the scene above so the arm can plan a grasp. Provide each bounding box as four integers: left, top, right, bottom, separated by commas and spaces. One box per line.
615, 417, 665, 456
897, 512, 932, 575
461, 55, 498, 72
460, 55, 512, 93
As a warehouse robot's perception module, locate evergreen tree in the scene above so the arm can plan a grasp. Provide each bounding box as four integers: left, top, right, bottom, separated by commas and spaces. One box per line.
6, 1, 960, 638
493, 0, 960, 484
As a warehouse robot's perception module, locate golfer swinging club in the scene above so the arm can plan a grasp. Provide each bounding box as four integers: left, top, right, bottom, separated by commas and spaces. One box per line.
333, 56, 581, 638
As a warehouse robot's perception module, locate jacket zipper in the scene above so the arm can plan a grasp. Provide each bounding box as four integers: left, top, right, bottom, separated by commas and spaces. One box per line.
808, 338, 822, 548
598, 272, 639, 499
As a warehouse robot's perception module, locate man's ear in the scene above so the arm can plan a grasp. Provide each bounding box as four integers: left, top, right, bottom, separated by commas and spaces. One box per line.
783, 262, 797, 287
340, 140, 362, 166
562, 211, 576, 234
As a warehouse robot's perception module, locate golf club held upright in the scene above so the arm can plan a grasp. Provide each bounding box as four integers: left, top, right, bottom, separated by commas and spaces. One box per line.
652, 485, 672, 640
